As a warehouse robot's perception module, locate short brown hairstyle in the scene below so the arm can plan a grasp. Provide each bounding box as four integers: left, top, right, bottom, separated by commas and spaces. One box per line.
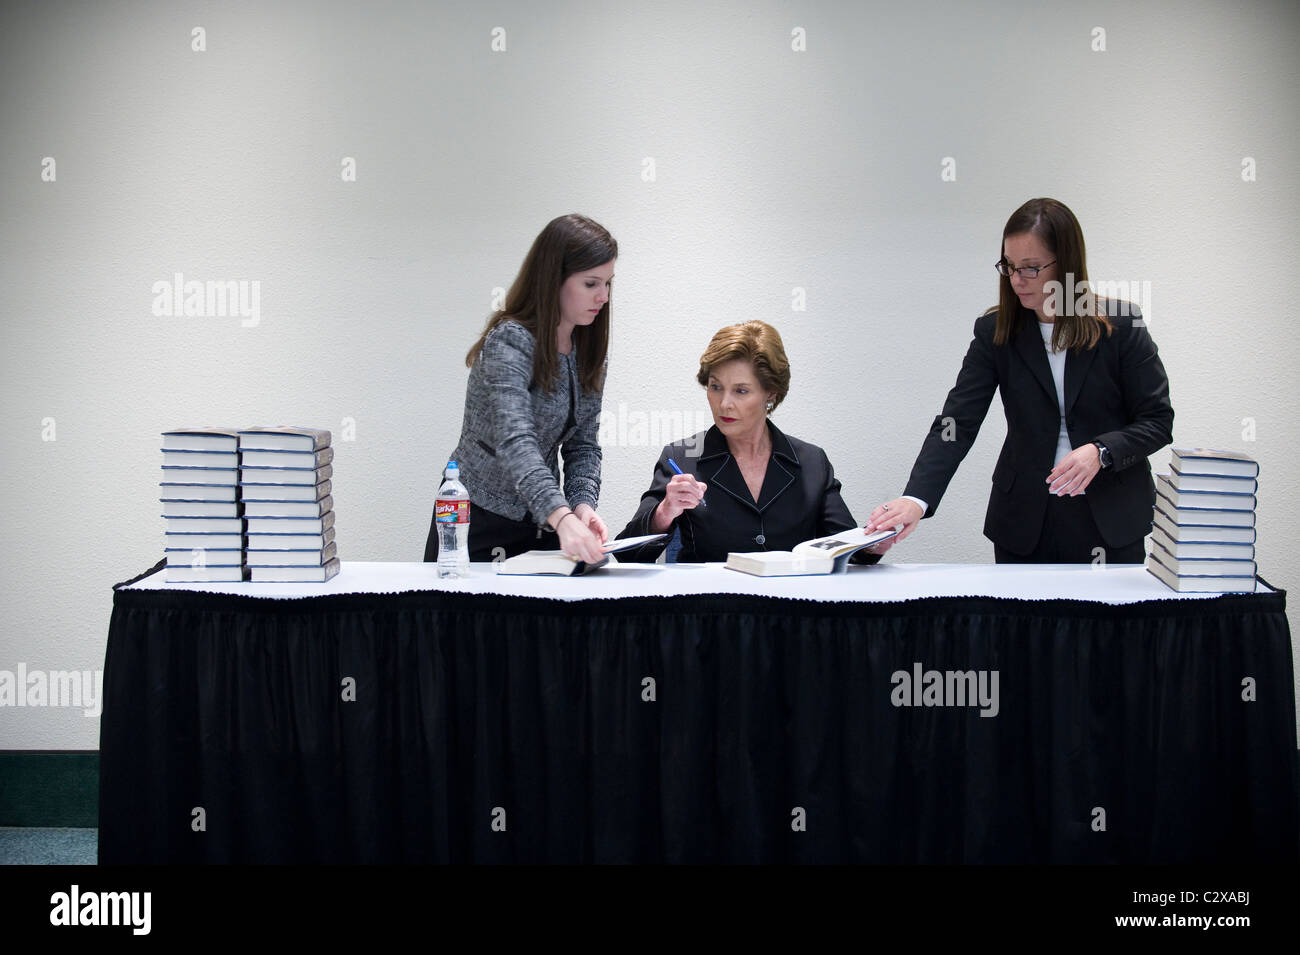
696, 321, 791, 411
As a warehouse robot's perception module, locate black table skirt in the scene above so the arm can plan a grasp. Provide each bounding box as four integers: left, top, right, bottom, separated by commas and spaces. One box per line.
99, 574, 1299, 863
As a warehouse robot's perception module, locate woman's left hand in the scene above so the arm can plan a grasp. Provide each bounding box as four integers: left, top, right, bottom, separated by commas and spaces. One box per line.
573, 503, 609, 542
864, 498, 923, 543
1046, 445, 1102, 497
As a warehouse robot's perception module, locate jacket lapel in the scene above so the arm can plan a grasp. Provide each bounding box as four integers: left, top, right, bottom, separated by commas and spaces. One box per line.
698, 429, 755, 512
755, 424, 799, 511
1013, 310, 1058, 407
1063, 341, 1097, 416
696, 422, 800, 514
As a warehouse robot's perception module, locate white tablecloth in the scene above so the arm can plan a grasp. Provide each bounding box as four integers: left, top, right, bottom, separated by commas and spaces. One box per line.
124, 561, 1265, 605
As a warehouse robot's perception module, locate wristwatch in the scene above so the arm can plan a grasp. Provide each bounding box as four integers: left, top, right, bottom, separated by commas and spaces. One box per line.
1093, 441, 1113, 470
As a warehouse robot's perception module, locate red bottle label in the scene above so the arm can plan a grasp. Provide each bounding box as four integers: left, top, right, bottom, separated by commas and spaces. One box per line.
435, 499, 470, 524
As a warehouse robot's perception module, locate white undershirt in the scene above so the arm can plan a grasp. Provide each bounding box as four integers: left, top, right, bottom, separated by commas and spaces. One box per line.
1040, 321, 1074, 468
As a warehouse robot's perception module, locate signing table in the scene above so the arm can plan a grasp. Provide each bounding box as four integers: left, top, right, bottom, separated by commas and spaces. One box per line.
100, 562, 1298, 863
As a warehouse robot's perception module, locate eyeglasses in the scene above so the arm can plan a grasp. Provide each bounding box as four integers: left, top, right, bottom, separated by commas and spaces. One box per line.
996, 259, 1056, 279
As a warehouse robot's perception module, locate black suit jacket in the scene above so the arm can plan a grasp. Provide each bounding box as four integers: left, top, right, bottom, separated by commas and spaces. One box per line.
902, 304, 1174, 555
617, 421, 879, 564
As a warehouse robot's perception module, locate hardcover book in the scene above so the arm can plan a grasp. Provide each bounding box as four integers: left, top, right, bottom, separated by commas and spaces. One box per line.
726, 527, 898, 577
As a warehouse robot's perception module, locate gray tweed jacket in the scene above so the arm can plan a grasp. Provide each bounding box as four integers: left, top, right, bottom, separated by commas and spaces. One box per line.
447, 319, 603, 523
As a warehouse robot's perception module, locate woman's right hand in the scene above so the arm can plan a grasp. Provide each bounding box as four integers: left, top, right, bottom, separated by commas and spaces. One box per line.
651, 473, 709, 530
864, 498, 924, 544
554, 511, 606, 565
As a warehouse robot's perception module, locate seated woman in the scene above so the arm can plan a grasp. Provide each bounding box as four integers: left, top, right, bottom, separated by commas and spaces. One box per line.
617, 320, 892, 563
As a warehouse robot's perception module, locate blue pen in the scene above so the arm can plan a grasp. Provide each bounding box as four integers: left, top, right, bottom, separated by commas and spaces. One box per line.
667, 458, 707, 508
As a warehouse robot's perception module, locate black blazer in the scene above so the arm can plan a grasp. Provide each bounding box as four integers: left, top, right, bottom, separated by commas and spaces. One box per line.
902, 304, 1174, 555
617, 421, 879, 564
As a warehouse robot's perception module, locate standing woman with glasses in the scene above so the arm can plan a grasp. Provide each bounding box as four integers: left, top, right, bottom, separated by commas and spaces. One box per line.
865, 198, 1174, 563
423, 213, 616, 566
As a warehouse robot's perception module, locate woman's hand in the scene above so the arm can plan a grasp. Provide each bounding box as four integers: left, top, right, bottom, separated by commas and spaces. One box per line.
865, 537, 896, 556
864, 498, 924, 544
1046, 445, 1102, 497
548, 507, 606, 565
651, 473, 708, 530
572, 503, 608, 542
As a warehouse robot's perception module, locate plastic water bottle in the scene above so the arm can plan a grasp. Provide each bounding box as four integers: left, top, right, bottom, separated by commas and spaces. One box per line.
436, 460, 470, 578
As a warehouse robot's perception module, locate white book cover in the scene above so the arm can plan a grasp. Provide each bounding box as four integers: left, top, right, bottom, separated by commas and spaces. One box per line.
497, 551, 612, 576
1149, 525, 1254, 561
250, 558, 340, 583
246, 542, 338, 567
1149, 541, 1256, 578
245, 511, 335, 535
160, 484, 238, 503
1168, 467, 1258, 495
239, 480, 331, 502
238, 427, 331, 451
241, 447, 334, 470
1152, 507, 1255, 544
160, 467, 238, 484
161, 449, 239, 468
163, 532, 244, 549
163, 516, 244, 534
165, 548, 243, 568
1169, 447, 1259, 479
243, 496, 332, 518
496, 535, 667, 576
246, 526, 336, 550
1154, 489, 1256, 527
161, 500, 242, 518
1155, 474, 1255, 512
165, 566, 249, 583
726, 527, 898, 577
239, 464, 332, 486
162, 428, 240, 452
1146, 554, 1255, 593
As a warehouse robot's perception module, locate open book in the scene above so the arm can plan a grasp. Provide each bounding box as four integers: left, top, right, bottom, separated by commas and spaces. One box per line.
725, 526, 898, 576
497, 534, 667, 577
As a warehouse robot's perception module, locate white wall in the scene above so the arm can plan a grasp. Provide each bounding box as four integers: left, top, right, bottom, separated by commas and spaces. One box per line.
2, 0, 1297, 748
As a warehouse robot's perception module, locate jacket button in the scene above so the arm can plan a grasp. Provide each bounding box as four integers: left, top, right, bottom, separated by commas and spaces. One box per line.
755, 534, 766, 545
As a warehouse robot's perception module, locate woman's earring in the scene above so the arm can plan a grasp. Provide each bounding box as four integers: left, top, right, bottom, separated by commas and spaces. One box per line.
766, 401, 774, 411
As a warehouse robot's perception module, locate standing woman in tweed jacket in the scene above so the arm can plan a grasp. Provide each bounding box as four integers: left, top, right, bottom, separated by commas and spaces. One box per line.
423, 214, 617, 565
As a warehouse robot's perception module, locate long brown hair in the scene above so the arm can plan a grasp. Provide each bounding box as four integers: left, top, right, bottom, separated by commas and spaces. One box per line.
990, 198, 1112, 352
466, 214, 617, 393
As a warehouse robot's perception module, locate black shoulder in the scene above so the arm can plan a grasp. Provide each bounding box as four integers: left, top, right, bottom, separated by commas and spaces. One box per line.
782, 432, 833, 469
1098, 298, 1144, 327
972, 309, 999, 339
663, 429, 711, 461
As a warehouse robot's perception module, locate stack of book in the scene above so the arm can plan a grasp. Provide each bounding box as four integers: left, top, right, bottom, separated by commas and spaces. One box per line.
240, 427, 340, 582
1146, 448, 1258, 593
161, 428, 247, 582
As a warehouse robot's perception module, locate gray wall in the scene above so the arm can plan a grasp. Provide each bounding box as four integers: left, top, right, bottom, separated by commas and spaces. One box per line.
2, 0, 1297, 749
